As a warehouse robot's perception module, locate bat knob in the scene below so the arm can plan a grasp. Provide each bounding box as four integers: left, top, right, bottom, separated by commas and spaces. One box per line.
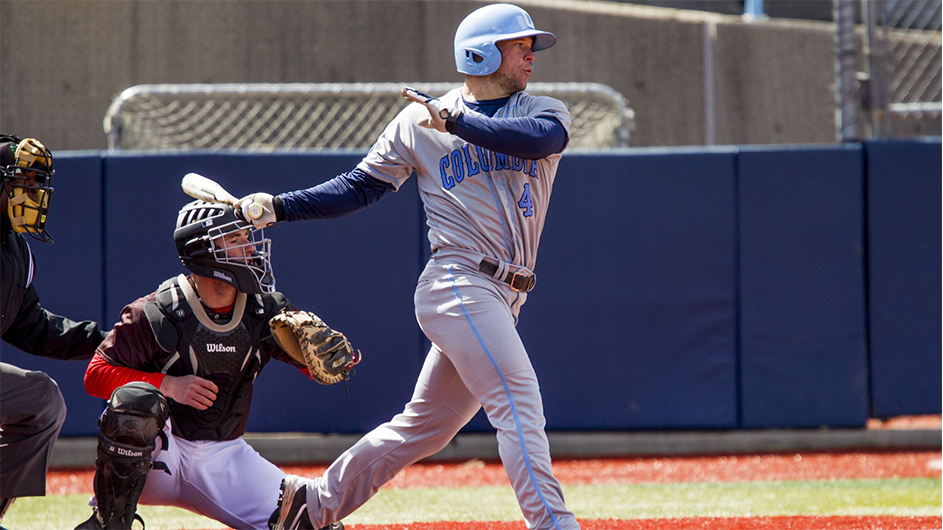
246, 202, 265, 220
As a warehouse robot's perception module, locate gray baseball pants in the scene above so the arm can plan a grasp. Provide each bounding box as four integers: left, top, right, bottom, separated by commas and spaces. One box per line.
305, 259, 579, 530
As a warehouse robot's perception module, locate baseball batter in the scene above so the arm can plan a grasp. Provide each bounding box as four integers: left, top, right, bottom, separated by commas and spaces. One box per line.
240, 4, 579, 529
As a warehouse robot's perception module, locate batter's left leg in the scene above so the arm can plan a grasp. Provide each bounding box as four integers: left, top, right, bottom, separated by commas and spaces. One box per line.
285, 346, 481, 529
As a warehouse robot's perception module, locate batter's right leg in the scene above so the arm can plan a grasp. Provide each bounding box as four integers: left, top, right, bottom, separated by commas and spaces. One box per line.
271, 346, 481, 529
415, 266, 579, 530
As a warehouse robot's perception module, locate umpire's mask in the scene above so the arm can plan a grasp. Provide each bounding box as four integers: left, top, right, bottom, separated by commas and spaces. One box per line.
0, 135, 55, 242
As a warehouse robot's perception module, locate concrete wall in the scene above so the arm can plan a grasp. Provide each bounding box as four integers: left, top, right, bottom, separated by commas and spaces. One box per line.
2, 0, 845, 149
613, 0, 840, 21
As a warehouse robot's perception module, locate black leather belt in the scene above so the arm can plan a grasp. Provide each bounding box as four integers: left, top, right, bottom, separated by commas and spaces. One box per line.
478, 259, 536, 293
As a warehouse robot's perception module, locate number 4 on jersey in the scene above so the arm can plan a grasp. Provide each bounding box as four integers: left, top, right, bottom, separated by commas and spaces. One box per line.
518, 183, 534, 217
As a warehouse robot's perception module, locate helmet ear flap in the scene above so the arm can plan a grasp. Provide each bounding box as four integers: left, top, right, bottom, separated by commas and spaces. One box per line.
457, 43, 501, 76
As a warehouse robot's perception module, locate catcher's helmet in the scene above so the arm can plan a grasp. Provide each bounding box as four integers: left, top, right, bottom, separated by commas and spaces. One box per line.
1, 134, 54, 242
174, 200, 275, 294
454, 3, 556, 76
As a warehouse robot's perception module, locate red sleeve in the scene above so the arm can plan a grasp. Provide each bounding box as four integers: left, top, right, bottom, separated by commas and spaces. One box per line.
85, 353, 165, 400
84, 293, 166, 399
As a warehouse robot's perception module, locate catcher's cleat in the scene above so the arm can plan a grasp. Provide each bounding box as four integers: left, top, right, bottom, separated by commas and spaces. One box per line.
0, 496, 14, 522
74, 507, 146, 530
74, 509, 104, 530
269, 475, 343, 530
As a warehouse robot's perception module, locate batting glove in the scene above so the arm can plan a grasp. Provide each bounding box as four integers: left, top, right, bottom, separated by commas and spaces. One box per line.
235, 192, 278, 228
401, 86, 461, 134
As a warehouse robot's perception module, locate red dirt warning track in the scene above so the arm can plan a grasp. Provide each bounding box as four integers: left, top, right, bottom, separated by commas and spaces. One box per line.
291, 451, 942, 488
48, 451, 941, 495
345, 517, 942, 530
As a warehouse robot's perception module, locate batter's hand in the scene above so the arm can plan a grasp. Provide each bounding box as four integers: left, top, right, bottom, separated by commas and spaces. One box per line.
235, 192, 277, 228
402, 86, 453, 133
159, 375, 218, 410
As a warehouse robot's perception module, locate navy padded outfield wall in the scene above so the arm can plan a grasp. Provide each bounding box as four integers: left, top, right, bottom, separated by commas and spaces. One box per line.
737, 146, 868, 428
1, 142, 938, 436
0, 154, 107, 435
866, 140, 942, 417
518, 150, 739, 430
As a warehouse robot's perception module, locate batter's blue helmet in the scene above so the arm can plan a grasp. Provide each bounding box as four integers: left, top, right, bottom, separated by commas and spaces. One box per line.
454, 3, 556, 76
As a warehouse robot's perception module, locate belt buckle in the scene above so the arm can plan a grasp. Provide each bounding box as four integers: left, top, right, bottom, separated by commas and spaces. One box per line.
510, 271, 535, 293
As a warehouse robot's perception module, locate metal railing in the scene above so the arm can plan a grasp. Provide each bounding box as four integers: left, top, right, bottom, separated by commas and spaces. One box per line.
104, 83, 635, 151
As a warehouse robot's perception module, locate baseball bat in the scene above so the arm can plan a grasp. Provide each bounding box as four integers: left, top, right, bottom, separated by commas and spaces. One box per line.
181, 173, 264, 220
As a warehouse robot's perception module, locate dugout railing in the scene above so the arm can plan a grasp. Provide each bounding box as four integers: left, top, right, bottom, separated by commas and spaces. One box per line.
103, 83, 635, 152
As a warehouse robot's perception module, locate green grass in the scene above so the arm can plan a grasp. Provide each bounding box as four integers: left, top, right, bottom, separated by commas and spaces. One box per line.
4, 478, 940, 529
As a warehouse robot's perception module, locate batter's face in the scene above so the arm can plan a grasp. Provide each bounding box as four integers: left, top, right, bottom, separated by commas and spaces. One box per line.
492, 37, 536, 94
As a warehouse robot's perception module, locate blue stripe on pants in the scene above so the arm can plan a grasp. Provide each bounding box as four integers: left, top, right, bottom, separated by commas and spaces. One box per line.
447, 265, 562, 530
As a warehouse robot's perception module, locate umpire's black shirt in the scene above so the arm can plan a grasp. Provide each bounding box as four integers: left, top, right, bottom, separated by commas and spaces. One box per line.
1, 221, 106, 359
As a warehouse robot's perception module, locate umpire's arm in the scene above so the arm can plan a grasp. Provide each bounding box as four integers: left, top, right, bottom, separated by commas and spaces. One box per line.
2, 283, 107, 360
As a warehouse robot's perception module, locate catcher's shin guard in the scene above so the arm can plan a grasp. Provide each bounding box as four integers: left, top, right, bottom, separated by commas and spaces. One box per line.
92, 382, 170, 529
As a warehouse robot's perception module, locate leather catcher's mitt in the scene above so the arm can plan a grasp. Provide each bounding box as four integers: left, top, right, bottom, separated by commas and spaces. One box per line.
269, 310, 361, 385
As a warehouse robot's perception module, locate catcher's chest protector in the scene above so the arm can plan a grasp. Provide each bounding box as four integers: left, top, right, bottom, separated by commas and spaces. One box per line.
144, 275, 287, 440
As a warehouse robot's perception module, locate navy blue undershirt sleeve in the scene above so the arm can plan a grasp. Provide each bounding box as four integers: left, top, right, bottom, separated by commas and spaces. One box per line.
277, 168, 394, 221
274, 96, 565, 221
453, 96, 567, 159
452, 114, 567, 160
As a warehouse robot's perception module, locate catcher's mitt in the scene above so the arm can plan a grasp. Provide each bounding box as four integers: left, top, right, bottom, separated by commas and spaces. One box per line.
269, 310, 361, 386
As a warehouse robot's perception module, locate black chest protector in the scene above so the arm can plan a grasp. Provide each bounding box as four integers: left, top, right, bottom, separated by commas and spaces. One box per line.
142, 275, 288, 441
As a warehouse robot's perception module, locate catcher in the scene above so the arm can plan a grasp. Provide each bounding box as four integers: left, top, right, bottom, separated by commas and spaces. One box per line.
74, 199, 358, 530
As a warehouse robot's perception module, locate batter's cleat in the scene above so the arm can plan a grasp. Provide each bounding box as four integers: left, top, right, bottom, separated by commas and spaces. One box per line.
268, 475, 343, 530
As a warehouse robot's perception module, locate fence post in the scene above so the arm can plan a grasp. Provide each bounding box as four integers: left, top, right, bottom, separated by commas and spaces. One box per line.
703, 21, 717, 146
834, 0, 860, 141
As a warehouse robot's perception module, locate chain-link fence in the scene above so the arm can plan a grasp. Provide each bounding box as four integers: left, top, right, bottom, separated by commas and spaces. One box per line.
874, 0, 942, 136
104, 83, 634, 152
838, 0, 941, 139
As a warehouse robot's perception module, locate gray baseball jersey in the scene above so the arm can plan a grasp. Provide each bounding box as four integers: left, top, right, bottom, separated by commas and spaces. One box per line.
301, 89, 580, 530
358, 88, 571, 271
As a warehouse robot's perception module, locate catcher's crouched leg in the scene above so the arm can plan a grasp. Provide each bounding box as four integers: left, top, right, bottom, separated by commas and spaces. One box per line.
76, 382, 170, 530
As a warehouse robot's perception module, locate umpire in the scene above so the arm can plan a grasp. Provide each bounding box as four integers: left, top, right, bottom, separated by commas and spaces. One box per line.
0, 135, 108, 523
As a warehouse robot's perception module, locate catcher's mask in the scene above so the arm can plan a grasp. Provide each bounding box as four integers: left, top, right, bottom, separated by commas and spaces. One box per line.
174, 200, 275, 294
1, 135, 54, 242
